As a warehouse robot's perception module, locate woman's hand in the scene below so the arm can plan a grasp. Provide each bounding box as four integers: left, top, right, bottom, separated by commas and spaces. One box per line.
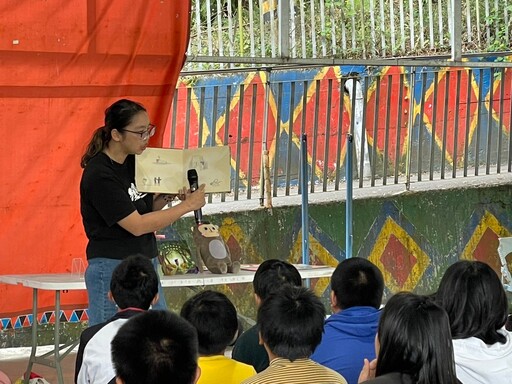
358, 358, 377, 383
153, 193, 178, 211
181, 184, 206, 211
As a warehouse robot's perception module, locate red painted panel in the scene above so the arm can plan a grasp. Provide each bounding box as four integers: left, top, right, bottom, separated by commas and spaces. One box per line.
365, 66, 410, 164
381, 234, 417, 287
491, 68, 512, 134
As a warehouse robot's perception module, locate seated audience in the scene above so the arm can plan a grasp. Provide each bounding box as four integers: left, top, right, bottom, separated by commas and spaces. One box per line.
111, 310, 200, 384
75, 254, 159, 384
241, 285, 347, 384
232, 259, 302, 372
181, 290, 256, 384
358, 292, 459, 384
312, 257, 384, 384
435, 260, 512, 383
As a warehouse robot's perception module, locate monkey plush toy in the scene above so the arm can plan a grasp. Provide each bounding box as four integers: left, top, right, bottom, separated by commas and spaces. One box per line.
192, 222, 240, 274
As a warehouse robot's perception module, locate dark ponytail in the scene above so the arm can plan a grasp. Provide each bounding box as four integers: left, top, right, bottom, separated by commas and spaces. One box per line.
80, 99, 147, 168
80, 126, 109, 168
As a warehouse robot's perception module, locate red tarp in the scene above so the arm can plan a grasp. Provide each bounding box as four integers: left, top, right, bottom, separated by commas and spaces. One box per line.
0, 0, 191, 317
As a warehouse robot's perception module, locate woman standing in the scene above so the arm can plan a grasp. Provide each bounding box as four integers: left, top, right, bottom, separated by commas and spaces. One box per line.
80, 99, 205, 326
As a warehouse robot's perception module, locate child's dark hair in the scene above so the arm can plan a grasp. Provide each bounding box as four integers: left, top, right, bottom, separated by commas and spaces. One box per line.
376, 292, 458, 384
253, 259, 302, 301
331, 257, 384, 309
435, 260, 508, 345
181, 290, 239, 355
110, 254, 158, 310
111, 310, 198, 384
258, 285, 325, 361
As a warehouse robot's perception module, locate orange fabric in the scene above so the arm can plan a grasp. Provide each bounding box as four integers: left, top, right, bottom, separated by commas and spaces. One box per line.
0, 0, 191, 317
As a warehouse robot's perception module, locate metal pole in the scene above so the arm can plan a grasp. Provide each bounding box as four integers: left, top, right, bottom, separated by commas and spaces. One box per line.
346, 133, 353, 258
259, 68, 271, 206
451, 0, 462, 61
279, 0, 290, 58
405, 67, 416, 190
301, 133, 310, 266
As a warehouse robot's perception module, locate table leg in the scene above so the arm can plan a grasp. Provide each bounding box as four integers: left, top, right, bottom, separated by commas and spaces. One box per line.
54, 290, 63, 384
24, 288, 37, 384
20, 288, 78, 384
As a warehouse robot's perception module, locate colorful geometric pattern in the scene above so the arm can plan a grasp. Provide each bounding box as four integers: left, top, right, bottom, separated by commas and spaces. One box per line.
0, 309, 88, 330
488, 61, 512, 135
422, 68, 480, 166
219, 216, 264, 264
365, 66, 410, 164
460, 208, 512, 275
359, 202, 435, 294
286, 213, 345, 296
169, 61, 512, 188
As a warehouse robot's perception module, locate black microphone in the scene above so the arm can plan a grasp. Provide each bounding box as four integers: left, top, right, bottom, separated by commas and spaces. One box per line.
187, 169, 203, 225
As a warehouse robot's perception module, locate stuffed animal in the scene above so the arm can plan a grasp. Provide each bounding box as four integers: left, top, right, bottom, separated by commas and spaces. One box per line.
192, 222, 240, 274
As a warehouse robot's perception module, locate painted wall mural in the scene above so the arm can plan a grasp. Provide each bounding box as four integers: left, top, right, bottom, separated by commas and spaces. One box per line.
167, 59, 512, 187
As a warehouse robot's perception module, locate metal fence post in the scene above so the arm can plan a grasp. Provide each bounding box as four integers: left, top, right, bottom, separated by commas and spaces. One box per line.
451, 0, 462, 61
279, 0, 291, 58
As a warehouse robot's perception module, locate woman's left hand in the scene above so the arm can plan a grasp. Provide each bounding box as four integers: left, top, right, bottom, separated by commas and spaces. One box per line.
162, 194, 178, 203
153, 193, 178, 211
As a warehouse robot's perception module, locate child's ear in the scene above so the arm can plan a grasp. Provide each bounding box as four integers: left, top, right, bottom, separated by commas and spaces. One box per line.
108, 291, 115, 304
330, 290, 338, 308
151, 293, 160, 306
116, 376, 124, 384
254, 294, 262, 307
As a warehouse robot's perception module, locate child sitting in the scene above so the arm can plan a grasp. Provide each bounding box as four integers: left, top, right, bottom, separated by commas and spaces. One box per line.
181, 290, 256, 384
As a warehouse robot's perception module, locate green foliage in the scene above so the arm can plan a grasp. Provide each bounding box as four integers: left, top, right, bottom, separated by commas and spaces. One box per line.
485, 4, 512, 53
186, 0, 512, 70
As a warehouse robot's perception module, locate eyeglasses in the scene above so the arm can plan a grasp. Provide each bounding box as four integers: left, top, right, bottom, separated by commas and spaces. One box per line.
123, 124, 156, 141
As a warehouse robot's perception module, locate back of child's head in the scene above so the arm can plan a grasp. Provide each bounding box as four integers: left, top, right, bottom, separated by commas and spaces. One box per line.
180, 290, 238, 355
253, 259, 302, 301
258, 285, 325, 361
111, 310, 199, 384
377, 292, 458, 384
331, 257, 384, 309
435, 260, 508, 345
110, 254, 158, 310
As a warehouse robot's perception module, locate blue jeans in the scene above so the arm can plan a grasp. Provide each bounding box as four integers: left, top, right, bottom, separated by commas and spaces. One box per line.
85, 257, 167, 326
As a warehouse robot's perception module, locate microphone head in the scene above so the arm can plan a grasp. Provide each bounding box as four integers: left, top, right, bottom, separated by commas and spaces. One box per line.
187, 169, 198, 181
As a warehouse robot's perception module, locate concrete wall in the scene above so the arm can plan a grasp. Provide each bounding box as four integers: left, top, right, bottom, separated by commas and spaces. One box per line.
173, 175, 512, 298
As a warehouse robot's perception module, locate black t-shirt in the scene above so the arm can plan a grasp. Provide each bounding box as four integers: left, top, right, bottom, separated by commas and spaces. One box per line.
80, 152, 156, 260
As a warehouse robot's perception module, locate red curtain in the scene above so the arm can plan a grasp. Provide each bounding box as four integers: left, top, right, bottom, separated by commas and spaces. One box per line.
0, 0, 191, 317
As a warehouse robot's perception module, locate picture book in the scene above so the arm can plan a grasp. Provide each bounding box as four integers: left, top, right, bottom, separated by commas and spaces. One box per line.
135, 146, 231, 194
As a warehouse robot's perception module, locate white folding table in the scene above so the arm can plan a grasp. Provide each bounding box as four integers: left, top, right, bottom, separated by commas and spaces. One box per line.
0, 265, 334, 384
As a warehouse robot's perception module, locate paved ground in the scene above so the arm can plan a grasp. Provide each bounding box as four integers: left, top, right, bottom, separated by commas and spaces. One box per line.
0, 347, 77, 383
0, 346, 235, 383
